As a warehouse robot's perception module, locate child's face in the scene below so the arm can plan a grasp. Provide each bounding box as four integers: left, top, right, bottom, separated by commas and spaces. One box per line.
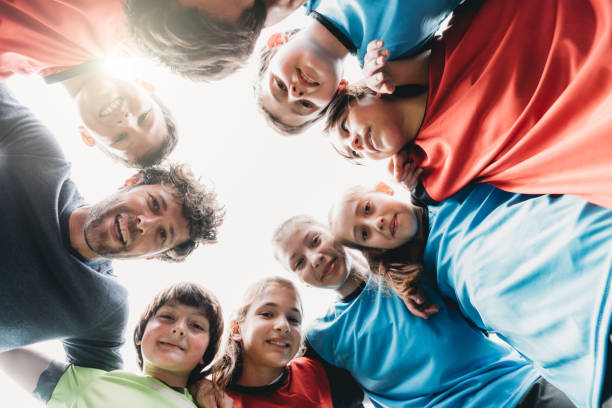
76, 76, 168, 164
331, 190, 419, 249
237, 285, 302, 370
330, 94, 407, 161
260, 36, 343, 128
275, 222, 350, 290
140, 300, 210, 377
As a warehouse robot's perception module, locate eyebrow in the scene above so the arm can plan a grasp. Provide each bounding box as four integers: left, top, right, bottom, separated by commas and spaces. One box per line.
352, 200, 361, 242
261, 302, 302, 315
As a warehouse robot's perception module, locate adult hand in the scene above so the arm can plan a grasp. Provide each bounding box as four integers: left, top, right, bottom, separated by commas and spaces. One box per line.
363, 40, 395, 94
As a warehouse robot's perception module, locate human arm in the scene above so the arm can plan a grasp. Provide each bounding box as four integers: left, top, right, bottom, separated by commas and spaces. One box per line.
190, 378, 236, 408
363, 40, 430, 94
303, 341, 365, 408
387, 150, 424, 192
62, 301, 128, 371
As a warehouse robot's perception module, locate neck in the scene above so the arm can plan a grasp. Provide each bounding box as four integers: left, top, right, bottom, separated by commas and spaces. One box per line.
144, 364, 189, 389
68, 206, 100, 260
61, 71, 95, 98
237, 358, 285, 387
306, 18, 350, 61
336, 256, 367, 298
396, 92, 428, 144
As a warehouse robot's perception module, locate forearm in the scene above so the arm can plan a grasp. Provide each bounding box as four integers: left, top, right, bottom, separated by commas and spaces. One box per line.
0, 348, 52, 393
386, 50, 431, 87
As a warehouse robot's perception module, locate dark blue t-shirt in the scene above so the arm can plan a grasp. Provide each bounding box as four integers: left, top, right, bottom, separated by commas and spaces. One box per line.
0, 84, 128, 375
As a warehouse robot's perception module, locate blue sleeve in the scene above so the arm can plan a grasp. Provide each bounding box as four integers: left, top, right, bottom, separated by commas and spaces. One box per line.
32, 361, 69, 403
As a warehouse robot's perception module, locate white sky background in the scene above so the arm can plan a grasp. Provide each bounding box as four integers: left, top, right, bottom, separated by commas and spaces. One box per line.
1, 11, 388, 406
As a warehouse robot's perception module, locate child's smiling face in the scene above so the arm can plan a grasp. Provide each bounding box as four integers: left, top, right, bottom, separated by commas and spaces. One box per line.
330, 94, 408, 161
260, 34, 343, 129
331, 188, 419, 249
275, 221, 350, 290
235, 284, 302, 370
140, 300, 211, 379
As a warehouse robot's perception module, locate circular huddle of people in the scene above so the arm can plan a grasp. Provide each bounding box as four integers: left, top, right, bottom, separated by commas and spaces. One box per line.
1, 0, 612, 407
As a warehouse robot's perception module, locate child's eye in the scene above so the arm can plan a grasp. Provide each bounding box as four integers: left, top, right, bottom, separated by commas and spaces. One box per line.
351, 149, 361, 158
275, 78, 287, 93
159, 314, 174, 320
340, 118, 349, 133
260, 311, 273, 318
138, 109, 150, 126
311, 234, 320, 247
364, 202, 371, 214
159, 228, 167, 243
361, 227, 369, 241
192, 323, 205, 331
150, 195, 160, 212
299, 100, 314, 109
288, 317, 301, 324
294, 258, 304, 270
114, 132, 128, 145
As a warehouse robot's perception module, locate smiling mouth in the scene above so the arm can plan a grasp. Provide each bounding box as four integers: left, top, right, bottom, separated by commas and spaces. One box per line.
321, 258, 337, 281
114, 215, 127, 246
99, 97, 124, 118
266, 339, 290, 348
159, 341, 184, 351
296, 68, 319, 87
364, 128, 379, 152
390, 214, 398, 237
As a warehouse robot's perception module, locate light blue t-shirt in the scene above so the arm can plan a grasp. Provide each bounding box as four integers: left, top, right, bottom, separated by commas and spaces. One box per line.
307, 279, 538, 408
306, 0, 462, 64
426, 183, 612, 408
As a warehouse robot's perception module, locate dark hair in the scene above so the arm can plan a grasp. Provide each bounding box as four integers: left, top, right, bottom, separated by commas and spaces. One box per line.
136, 163, 225, 261
94, 92, 178, 168
253, 29, 328, 135
124, 0, 266, 81
206, 277, 303, 390
133, 282, 224, 385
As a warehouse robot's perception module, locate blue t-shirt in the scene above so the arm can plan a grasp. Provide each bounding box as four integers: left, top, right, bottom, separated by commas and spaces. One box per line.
306, 0, 462, 64
307, 279, 538, 408
425, 183, 612, 408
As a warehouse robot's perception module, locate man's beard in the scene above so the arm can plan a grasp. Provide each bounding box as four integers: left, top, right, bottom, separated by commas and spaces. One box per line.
83, 195, 138, 258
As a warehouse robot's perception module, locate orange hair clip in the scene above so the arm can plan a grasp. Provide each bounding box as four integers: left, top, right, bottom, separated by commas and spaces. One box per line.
337, 79, 348, 92
267, 33, 289, 49
375, 182, 394, 196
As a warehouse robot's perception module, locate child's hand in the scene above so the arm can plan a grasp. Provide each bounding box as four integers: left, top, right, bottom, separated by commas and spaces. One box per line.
387, 150, 423, 191
192, 379, 236, 408
403, 286, 440, 319
363, 40, 395, 94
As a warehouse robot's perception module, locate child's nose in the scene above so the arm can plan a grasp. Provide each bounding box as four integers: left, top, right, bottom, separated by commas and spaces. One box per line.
376, 216, 385, 231
290, 84, 305, 98
352, 134, 363, 150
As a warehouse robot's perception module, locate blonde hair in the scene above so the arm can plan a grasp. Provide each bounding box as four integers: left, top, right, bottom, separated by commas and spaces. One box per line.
206, 277, 303, 389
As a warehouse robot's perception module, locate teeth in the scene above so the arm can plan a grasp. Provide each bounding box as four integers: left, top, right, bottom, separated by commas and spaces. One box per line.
115, 216, 126, 245
119, 217, 127, 245
269, 341, 289, 347
100, 97, 122, 117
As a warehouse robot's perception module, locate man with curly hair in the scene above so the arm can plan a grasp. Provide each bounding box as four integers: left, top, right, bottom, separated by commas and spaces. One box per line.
0, 84, 223, 374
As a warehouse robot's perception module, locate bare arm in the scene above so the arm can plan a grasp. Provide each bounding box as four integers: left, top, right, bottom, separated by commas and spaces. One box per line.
362, 41, 431, 93
0, 348, 53, 394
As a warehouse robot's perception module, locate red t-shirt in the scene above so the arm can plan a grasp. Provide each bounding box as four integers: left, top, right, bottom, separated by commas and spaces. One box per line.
0, 0, 126, 79
226, 357, 334, 408
413, 0, 612, 208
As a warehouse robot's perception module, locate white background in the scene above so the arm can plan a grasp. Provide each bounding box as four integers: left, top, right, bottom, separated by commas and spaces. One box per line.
1, 12, 387, 406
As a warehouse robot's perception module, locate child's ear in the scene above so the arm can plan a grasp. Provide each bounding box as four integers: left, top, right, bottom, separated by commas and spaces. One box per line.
375, 182, 394, 196
230, 320, 242, 342
266, 32, 289, 49
78, 125, 96, 147
135, 80, 155, 94
121, 173, 144, 189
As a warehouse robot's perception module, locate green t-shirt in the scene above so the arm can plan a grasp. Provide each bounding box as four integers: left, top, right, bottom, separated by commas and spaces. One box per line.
47, 365, 197, 408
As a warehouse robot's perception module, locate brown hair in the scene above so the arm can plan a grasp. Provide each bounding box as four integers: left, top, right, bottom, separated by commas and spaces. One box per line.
124, 0, 266, 81
133, 282, 224, 386
253, 29, 328, 135
206, 277, 303, 390
135, 163, 225, 261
